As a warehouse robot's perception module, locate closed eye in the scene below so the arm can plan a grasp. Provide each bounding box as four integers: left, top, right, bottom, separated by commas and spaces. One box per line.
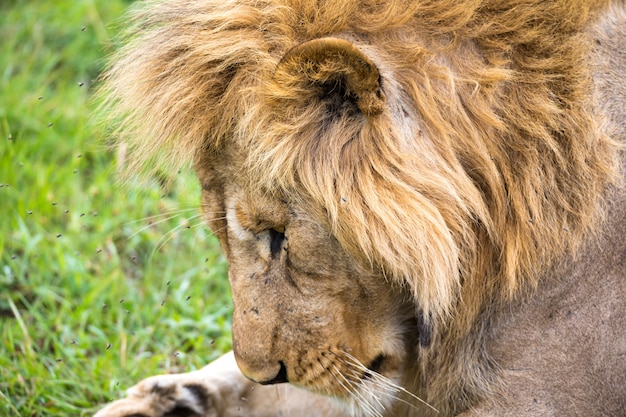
269, 226, 286, 258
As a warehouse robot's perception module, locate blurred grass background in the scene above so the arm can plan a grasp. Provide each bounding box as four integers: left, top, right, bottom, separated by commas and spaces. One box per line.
0, 1, 232, 415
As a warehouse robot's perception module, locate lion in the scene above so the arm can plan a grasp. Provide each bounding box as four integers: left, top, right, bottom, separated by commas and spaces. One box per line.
94, 0, 626, 416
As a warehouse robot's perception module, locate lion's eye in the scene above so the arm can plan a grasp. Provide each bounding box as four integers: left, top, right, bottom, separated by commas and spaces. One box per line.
268, 226, 286, 257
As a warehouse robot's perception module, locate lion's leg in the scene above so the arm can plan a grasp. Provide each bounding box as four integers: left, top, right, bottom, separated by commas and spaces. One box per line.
94, 351, 339, 417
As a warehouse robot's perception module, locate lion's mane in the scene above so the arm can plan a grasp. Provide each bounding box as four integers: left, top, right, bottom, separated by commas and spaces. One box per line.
100, 0, 620, 409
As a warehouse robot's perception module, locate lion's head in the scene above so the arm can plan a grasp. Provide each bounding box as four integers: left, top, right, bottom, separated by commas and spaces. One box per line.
196, 150, 421, 398
101, 0, 620, 414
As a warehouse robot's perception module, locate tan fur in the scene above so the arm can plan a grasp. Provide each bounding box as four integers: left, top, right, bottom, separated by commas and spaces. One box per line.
96, 1, 625, 416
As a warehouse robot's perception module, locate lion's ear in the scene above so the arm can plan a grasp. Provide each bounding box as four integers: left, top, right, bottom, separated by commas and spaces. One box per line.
272, 38, 385, 117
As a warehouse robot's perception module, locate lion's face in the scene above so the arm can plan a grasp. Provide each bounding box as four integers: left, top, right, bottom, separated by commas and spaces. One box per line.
198, 158, 417, 402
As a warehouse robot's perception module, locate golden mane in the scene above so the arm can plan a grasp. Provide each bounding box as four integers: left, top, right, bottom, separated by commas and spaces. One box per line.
100, 0, 619, 327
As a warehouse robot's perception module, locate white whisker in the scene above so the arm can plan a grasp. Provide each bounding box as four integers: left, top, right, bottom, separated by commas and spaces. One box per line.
327, 365, 366, 417
331, 365, 382, 417
201, 215, 227, 223
126, 212, 192, 238
347, 367, 429, 415
340, 351, 439, 414
151, 214, 205, 253
208, 223, 228, 237
124, 207, 200, 225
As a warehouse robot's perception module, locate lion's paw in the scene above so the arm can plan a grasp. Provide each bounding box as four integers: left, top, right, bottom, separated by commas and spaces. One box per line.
94, 375, 213, 417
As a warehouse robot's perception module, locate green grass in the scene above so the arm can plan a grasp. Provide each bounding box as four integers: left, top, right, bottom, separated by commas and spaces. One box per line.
0, 1, 232, 415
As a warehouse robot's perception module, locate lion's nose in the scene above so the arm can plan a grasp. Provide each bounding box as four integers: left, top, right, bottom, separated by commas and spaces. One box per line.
258, 361, 289, 385
234, 346, 291, 385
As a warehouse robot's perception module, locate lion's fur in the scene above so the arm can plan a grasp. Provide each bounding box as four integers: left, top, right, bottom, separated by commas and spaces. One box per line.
100, 0, 624, 415
102, 0, 619, 318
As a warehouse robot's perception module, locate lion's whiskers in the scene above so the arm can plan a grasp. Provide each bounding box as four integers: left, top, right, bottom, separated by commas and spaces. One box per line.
125, 209, 200, 238
347, 361, 438, 414
152, 213, 209, 252
349, 369, 390, 410
126, 207, 225, 240
124, 207, 201, 225
130, 210, 225, 254
346, 367, 430, 416
206, 222, 229, 238
339, 351, 439, 415
329, 364, 383, 417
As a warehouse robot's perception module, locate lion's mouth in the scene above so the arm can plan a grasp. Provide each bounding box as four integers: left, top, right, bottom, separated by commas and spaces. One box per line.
258, 361, 289, 385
